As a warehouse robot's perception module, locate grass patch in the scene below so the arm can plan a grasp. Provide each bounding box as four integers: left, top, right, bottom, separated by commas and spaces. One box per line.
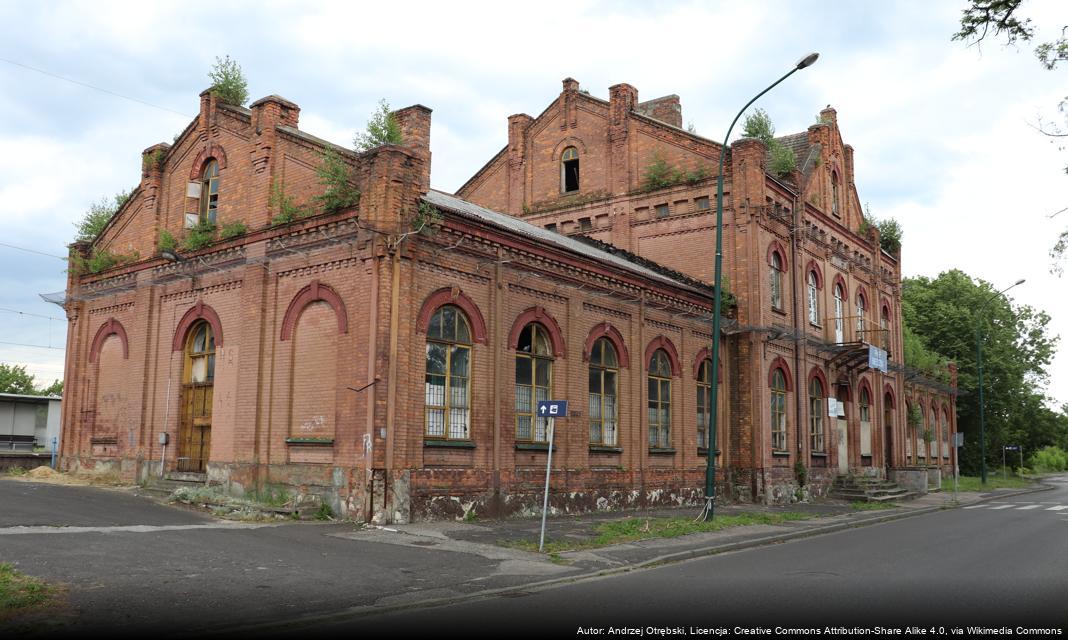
0, 563, 57, 619
942, 475, 1034, 492
505, 512, 814, 554
851, 501, 897, 511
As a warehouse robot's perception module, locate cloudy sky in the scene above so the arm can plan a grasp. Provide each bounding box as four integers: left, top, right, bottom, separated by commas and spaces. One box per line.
1, 0, 1065, 407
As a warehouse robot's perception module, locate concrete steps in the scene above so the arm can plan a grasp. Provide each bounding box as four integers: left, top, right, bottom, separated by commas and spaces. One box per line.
138, 473, 207, 499
831, 475, 912, 503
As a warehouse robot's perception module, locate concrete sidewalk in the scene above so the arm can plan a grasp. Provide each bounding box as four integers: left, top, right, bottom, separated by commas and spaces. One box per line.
1, 477, 1050, 637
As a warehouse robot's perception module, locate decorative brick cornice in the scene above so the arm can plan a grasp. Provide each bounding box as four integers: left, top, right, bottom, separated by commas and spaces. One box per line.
89, 318, 129, 363
416, 287, 488, 344
280, 280, 348, 341
188, 143, 228, 179
644, 335, 680, 377
171, 300, 224, 351
508, 307, 566, 358
583, 322, 630, 368
769, 356, 793, 392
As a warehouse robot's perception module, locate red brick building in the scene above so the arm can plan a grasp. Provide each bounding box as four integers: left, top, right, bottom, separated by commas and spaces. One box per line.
60, 81, 956, 522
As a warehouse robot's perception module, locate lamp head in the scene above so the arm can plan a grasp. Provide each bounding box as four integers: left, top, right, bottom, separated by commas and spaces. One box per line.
1014, 278, 1026, 286
796, 52, 819, 69
160, 249, 180, 263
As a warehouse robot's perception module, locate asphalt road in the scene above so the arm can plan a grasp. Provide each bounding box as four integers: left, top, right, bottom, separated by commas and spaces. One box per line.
302, 475, 1068, 635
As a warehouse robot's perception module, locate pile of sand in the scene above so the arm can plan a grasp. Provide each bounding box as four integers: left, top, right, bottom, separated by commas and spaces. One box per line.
26, 466, 58, 478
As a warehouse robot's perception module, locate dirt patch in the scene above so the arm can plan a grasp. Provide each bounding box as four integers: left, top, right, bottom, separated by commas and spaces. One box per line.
5, 466, 131, 488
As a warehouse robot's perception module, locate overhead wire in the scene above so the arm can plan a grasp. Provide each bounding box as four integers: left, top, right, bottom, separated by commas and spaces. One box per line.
0, 56, 193, 119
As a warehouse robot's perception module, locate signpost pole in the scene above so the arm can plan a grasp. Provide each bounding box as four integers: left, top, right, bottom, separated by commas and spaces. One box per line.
1019, 447, 1024, 477
1003, 446, 1007, 479
538, 416, 555, 553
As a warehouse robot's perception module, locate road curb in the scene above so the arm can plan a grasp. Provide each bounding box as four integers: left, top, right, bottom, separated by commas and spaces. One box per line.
208, 481, 1061, 636
207, 499, 956, 636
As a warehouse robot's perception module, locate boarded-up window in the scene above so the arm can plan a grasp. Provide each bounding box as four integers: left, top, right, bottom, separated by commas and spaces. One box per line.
290, 301, 338, 439
94, 335, 126, 437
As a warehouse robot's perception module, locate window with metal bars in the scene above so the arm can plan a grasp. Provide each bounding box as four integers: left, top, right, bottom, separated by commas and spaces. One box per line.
771, 368, 788, 452
809, 376, 824, 452
696, 359, 713, 449
424, 305, 472, 440
515, 324, 553, 443
647, 350, 672, 448
588, 338, 618, 446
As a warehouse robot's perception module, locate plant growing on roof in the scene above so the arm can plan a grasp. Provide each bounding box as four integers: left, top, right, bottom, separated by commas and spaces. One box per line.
207, 55, 249, 107
269, 179, 312, 226
158, 230, 177, 253
182, 220, 217, 251
218, 220, 248, 240
353, 99, 403, 152
315, 149, 361, 214
742, 108, 795, 178
74, 190, 132, 243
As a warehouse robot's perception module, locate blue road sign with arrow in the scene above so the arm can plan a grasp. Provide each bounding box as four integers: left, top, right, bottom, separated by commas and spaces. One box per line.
537, 400, 568, 418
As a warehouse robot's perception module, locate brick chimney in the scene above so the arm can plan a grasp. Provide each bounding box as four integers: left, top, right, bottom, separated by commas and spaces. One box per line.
608, 84, 638, 193
507, 114, 533, 215
250, 95, 301, 131
393, 105, 432, 158
636, 95, 682, 128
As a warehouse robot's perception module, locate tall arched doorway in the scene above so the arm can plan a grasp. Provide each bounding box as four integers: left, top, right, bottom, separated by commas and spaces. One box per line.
178, 320, 215, 472
884, 392, 895, 469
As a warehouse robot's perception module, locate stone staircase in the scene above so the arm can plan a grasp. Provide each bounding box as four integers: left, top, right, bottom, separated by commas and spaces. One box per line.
138, 471, 208, 500
830, 475, 912, 502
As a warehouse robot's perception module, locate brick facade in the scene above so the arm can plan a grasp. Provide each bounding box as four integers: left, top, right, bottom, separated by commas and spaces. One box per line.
60, 80, 956, 523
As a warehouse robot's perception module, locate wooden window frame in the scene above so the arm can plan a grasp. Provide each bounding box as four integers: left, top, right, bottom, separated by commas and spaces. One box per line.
424, 305, 473, 441
647, 349, 672, 449
771, 369, 788, 453
515, 324, 553, 443
588, 338, 619, 447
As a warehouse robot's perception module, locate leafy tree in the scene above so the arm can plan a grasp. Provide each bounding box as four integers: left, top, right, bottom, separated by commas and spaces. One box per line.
316, 149, 361, 213
353, 99, 403, 152
74, 190, 131, 243
742, 108, 775, 143
742, 108, 794, 178
38, 379, 62, 397
952, 1, 1067, 268
0, 364, 37, 395
208, 55, 249, 107
902, 270, 1062, 474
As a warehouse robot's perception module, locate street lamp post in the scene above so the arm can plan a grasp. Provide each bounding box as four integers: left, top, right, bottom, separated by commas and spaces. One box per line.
976, 278, 1024, 485
703, 53, 819, 521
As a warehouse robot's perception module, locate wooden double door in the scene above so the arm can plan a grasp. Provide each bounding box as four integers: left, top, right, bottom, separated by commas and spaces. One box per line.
177, 321, 215, 473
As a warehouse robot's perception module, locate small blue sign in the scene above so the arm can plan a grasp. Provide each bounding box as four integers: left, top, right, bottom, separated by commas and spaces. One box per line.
1005, 445, 1020, 451
537, 400, 568, 418
868, 346, 888, 373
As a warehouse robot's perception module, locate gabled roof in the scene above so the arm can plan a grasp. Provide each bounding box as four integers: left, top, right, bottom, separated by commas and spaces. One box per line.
423, 190, 714, 298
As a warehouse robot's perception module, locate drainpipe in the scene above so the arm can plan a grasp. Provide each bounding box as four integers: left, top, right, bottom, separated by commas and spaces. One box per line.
790, 189, 804, 459
383, 245, 402, 520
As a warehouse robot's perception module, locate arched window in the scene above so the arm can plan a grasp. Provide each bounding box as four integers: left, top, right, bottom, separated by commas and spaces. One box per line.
770, 252, 784, 310
859, 387, 872, 456
697, 359, 713, 449
809, 376, 824, 452
930, 408, 938, 458
771, 368, 788, 452
561, 146, 580, 193
833, 284, 845, 343
880, 306, 891, 350
516, 323, 553, 443
200, 160, 219, 225
179, 321, 215, 472
425, 305, 472, 440
831, 171, 840, 217
807, 271, 820, 325
648, 349, 672, 448
588, 338, 618, 447
856, 293, 867, 337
